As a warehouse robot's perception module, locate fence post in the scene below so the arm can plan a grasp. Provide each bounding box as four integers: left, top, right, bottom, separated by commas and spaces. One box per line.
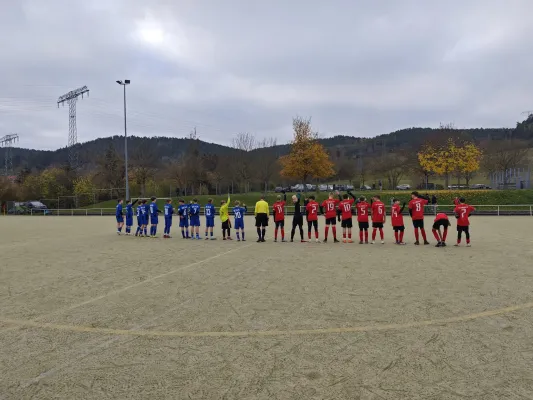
530, 205, 532, 216
101, 209, 103, 216
31, 209, 33, 216
86, 209, 88, 216
71, 209, 73, 216
497, 206, 500, 216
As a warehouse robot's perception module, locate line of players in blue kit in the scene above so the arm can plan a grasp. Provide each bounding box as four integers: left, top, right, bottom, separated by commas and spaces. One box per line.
115, 196, 248, 240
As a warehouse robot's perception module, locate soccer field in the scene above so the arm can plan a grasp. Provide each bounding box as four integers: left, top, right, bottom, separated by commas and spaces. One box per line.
1, 216, 533, 399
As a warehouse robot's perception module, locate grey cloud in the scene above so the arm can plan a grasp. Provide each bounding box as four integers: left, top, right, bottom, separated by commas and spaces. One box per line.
1, 0, 532, 150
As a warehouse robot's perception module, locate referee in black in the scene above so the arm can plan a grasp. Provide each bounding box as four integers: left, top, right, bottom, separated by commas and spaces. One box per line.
290, 193, 305, 242
254, 195, 269, 242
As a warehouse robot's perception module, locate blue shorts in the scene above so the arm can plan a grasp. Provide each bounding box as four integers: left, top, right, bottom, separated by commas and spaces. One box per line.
179, 218, 189, 228
234, 219, 244, 230
206, 218, 215, 228
151, 216, 158, 225
126, 217, 133, 226
116, 216, 124, 223
190, 216, 200, 227
165, 218, 172, 227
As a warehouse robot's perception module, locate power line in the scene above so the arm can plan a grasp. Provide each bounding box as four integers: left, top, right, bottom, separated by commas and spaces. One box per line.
57, 86, 89, 169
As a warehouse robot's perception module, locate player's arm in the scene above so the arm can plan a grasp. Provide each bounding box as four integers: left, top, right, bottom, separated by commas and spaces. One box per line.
400, 202, 406, 213
347, 191, 356, 200
243, 205, 248, 213
283, 192, 287, 202
132, 199, 138, 206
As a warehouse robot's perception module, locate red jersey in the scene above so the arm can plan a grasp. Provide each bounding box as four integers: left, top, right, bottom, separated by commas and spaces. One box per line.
356, 201, 370, 222
371, 201, 386, 223
321, 198, 340, 219
391, 204, 404, 227
454, 204, 475, 226
272, 201, 286, 222
338, 199, 355, 220
305, 200, 319, 221
408, 198, 428, 220
434, 213, 449, 222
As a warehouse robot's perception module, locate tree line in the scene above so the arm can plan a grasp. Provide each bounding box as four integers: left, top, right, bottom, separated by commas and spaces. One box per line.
1, 116, 532, 206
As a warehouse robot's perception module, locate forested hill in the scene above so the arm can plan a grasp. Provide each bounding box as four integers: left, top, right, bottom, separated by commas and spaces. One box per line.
3, 120, 533, 171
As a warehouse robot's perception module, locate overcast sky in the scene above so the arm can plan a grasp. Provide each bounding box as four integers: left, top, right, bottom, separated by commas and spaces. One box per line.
1, 0, 532, 151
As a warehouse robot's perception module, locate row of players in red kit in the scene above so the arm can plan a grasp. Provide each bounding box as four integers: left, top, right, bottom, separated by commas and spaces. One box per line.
270, 191, 475, 247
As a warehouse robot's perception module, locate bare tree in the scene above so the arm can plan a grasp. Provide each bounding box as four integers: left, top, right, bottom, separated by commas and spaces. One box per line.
254, 137, 278, 193
376, 152, 408, 189
231, 132, 256, 193
482, 140, 530, 184
130, 146, 157, 197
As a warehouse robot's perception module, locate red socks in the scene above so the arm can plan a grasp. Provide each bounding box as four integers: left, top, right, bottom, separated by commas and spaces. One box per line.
325, 226, 329, 239
359, 231, 364, 241
394, 231, 399, 242
372, 229, 377, 241
432, 229, 440, 241
281, 228, 284, 240
274, 228, 278, 240
442, 229, 447, 242
414, 228, 419, 242
315, 230, 319, 239
399, 231, 404, 242
332, 226, 336, 239
379, 228, 384, 240
421, 229, 427, 241
348, 232, 351, 239
365, 230, 369, 242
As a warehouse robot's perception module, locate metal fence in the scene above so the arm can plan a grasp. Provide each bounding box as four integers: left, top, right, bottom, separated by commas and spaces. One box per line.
4, 204, 533, 217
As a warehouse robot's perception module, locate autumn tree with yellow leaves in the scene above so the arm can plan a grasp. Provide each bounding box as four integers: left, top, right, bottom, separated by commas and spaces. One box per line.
280, 117, 335, 188
418, 138, 482, 187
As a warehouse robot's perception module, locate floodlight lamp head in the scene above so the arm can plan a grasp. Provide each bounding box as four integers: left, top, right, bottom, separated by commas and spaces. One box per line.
125, 79, 130, 84
116, 80, 123, 85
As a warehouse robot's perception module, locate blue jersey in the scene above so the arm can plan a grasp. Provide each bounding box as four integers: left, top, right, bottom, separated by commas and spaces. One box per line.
136, 205, 142, 218
233, 206, 246, 221
189, 203, 200, 217
204, 203, 215, 219
164, 203, 174, 219
149, 202, 159, 218
126, 204, 133, 218
178, 204, 188, 218
115, 203, 123, 217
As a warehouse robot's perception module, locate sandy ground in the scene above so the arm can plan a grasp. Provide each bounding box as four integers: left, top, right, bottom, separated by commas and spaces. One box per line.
1, 215, 533, 400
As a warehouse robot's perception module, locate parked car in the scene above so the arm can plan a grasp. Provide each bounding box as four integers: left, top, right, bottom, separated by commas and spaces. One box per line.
470, 184, 492, 189
274, 186, 290, 193
447, 185, 469, 190
335, 184, 346, 191
274, 186, 284, 193
396, 184, 411, 190
306, 184, 316, 191
25, 201, 50, 215
360, 185, 372, 190
318, 184, 329, 192
8, 202, 28, 215
346, 185, 354, 191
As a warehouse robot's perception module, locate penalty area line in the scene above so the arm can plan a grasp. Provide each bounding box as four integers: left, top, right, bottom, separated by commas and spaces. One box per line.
2, 301, 533, 339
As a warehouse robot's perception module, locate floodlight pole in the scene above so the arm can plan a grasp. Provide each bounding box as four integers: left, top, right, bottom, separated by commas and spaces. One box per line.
117, 80, 130, 200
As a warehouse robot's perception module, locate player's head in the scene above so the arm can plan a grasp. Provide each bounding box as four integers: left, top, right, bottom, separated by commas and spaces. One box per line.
207, 198, 212, 203
193, 198, 197, 203
277, 195, 281, 201
393, 197, 400, 205
328, 192, 334, 199
342, 193, 348, 199
179, 199, 184, 204
260, 195, 265, 200
459, 197, 466, 204
292, 194, 297, 203
142, 199, 147, 204
234, 200, 240, 206
309, 195, 315, 200
373, 195, 381, 200
126, 199, 132, 204
118, 199, 123, 204
166, 199, 171, 204
411, 191, 419, 199
151, 196, 156, 202
359, 196, 366, 202
221, 198, 226, 205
